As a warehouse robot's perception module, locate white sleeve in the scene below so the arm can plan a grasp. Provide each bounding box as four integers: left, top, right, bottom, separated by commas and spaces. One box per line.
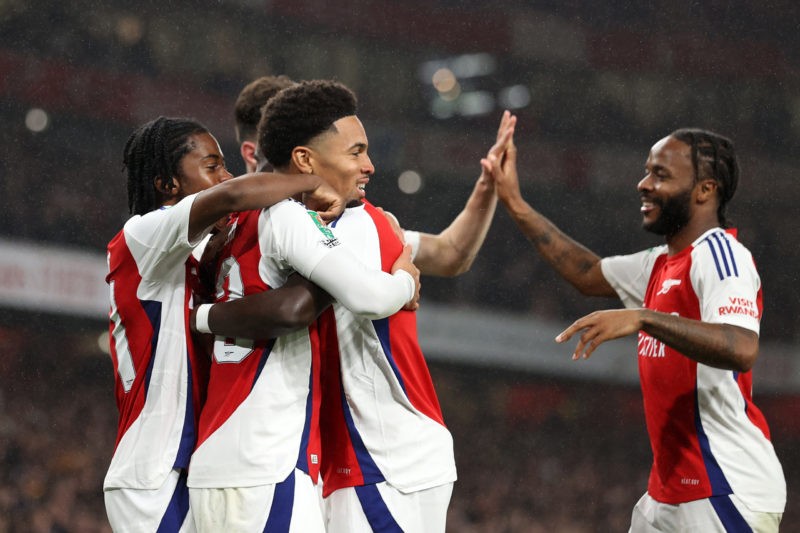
308, 247, 415, 319
600, 246, 665, 309
268, 201, 414, 318
122, 193, 209, 280
266, 200, 347, 279
403, 230, 420, 261
691, 235, 761, 334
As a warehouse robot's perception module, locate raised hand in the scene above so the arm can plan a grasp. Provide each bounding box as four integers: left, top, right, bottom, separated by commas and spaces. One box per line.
481, 111, 520, 206
479, 110, 516, 187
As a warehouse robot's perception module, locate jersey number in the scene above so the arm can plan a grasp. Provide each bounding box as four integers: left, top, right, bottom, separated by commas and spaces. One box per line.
212, 256, 254, 364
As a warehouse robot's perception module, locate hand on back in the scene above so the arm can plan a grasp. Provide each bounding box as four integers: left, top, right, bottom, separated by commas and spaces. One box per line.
303, 181, 345, 222
391, 244, 421, 311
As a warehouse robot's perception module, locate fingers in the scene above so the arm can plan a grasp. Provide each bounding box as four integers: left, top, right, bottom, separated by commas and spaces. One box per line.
555, 315, 606, 360
495, 110, 514, 142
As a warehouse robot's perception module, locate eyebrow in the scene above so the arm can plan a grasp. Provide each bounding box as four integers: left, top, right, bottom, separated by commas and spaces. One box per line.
348, 142, 367, 151
200, 154, 224, 162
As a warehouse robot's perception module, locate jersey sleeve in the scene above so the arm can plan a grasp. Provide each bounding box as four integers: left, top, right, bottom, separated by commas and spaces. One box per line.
690, 236, 761, 334
267, 200, 414, 318
122, 194, 208, 280
600, 246, 666, 309
403, 230, 420, 261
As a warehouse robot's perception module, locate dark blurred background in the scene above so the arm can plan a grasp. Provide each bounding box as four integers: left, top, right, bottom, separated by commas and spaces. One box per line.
1, 0, 798, 531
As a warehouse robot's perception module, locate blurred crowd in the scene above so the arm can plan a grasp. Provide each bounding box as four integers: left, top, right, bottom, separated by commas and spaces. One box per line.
1, 325, 798, 532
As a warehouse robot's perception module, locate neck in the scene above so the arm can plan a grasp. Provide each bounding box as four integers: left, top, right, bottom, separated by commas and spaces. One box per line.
665, 215, 719, 255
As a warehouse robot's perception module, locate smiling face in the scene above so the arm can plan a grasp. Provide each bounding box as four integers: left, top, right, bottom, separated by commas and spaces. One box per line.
174, 132, 234, 197
306, 115, 374, 207
638, 136, 697, 237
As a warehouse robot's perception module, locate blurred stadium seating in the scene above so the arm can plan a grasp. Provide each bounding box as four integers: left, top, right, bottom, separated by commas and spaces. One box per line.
1, 0, 798, 530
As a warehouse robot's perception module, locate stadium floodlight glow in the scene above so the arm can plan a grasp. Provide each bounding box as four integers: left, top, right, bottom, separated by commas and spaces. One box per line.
431, 97, 457, 119
450, 53, 496, 79
25, 108, 49, 133
432, 68, 458, 93
397, 170, 423, 194
116, 15, 144, 45
419, 52, 497, 83
458, 91, 495, 116
498, 85, 531, 110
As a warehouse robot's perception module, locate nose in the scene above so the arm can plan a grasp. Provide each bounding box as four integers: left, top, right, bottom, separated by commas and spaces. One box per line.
363, 155, 375, 175
219, 167, 234, 183
638, 173, 653, 192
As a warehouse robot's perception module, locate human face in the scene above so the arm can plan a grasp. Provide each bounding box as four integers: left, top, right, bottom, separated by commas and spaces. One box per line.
308, 115, 375, 207
176, 132, 234, 197
638, 136, 696, 236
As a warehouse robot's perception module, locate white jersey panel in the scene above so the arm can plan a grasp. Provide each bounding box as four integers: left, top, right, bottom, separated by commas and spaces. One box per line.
690, 230, 784, 512
601, 245, 665, 309
105, 194, 208, 490
187, 330, 314, 488
690, 230, 760, 334
188, 200, 339, 488
330, 206, 456, 493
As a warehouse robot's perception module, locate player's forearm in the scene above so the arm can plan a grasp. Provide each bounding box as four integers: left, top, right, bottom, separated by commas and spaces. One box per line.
308, 247, 415, 319
189, 173, 323, 239
504, 195, 608, 296
418, 178, 498, 277
640, 309, 759, 371
219, 172, 323, 213
199, 285, 330, 340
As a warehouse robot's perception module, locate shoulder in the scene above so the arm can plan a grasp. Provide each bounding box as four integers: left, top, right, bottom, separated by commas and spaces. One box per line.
691, 229, 755, 279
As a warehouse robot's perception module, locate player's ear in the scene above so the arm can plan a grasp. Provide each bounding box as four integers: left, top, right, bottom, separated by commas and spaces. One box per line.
153, 175, 179, 197
291, 146, 315, 175
696, 179, 718, 204
240, 141, 257, 172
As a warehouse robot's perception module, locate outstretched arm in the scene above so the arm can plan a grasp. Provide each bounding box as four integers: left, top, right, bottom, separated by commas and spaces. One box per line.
555, 308, 759, 372
193, 273, 332, 340
412, 111, 515, 277
189, 173, 343, 241
486, 122, 615, 297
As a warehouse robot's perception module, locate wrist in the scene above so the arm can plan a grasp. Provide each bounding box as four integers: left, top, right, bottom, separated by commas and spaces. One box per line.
195, 303, 214, 334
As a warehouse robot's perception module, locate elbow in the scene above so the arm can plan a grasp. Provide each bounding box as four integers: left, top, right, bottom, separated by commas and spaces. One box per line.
736, 347, 759, 373
733, 329, 760, 372
276, 296, 318, 329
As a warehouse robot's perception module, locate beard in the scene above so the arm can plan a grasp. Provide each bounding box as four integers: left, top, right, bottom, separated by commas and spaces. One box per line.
642, 187, 692, 236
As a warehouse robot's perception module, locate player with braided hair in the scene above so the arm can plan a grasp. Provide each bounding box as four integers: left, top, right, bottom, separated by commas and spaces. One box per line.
104, 116, 343, 532
487, 126, 785, 531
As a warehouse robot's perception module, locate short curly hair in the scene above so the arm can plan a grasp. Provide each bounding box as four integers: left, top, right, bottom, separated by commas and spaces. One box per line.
234, 75, 295, 145
258, 80, 357, 169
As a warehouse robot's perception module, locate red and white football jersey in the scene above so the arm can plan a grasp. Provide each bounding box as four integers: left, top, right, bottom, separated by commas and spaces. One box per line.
188, 199, 414, 489
105, 194, 210, 490
601, 228, 785, 512
318, 201, 457, 497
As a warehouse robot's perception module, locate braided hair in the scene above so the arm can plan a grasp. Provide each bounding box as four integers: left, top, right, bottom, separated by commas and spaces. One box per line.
123, 116, 208, 215
670, 128, 739, 228
258, 80, 357, 169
